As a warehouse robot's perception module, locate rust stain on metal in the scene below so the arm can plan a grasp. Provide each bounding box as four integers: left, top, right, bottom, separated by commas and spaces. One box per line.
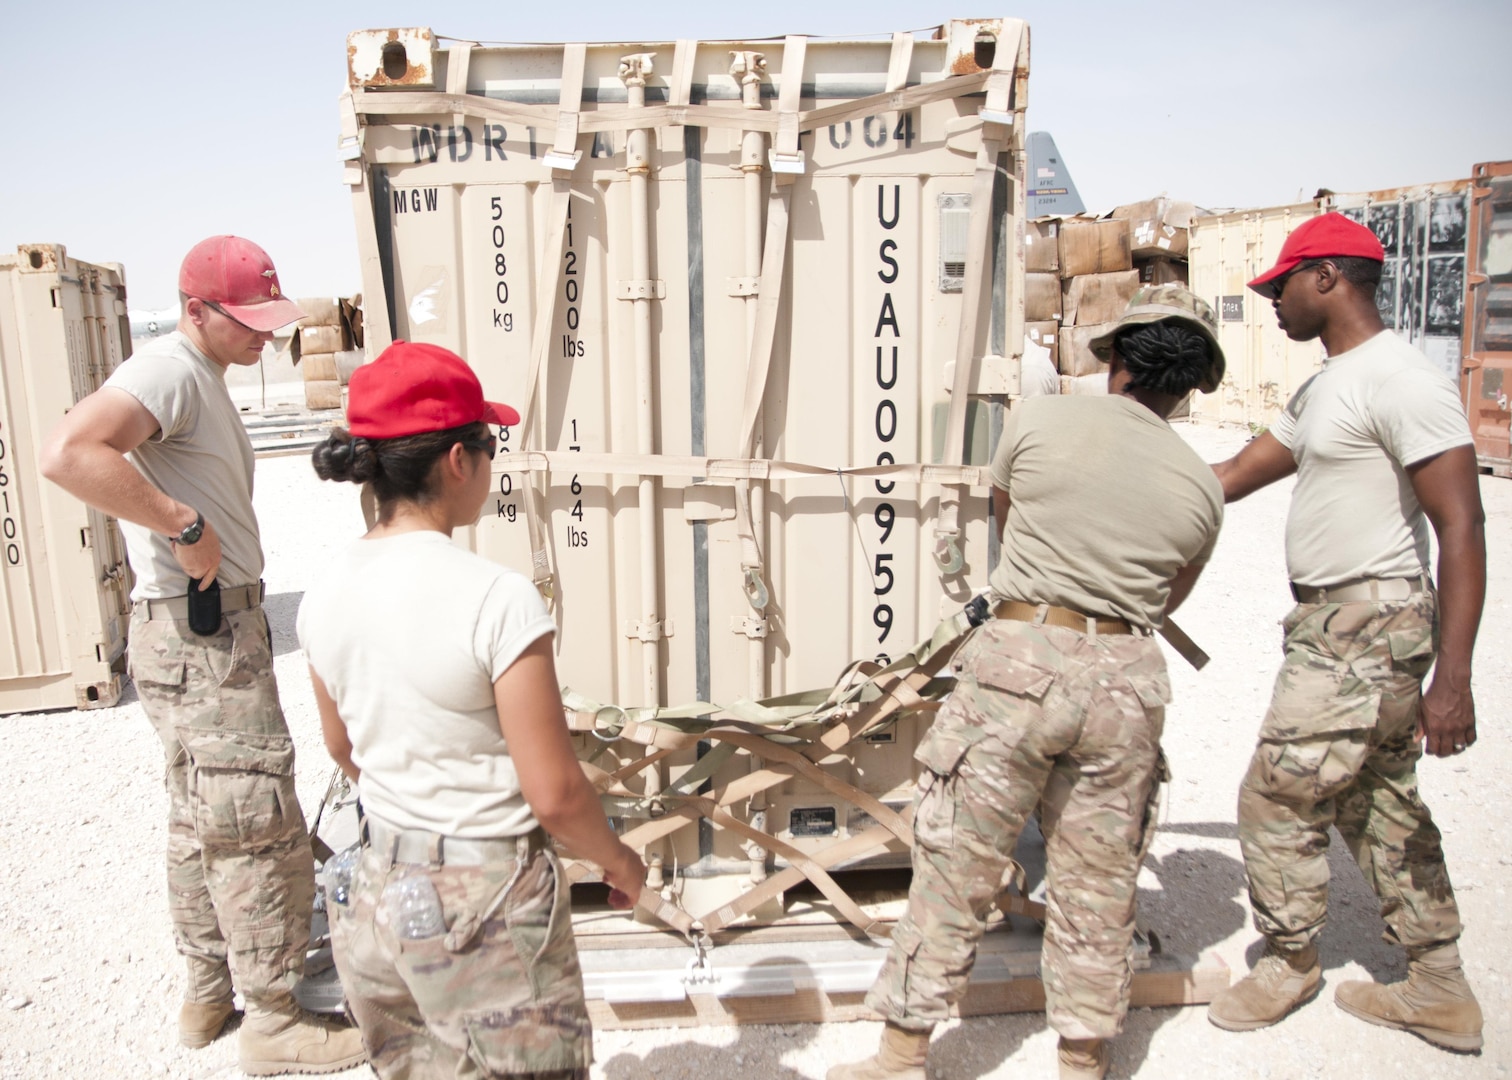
951, 53, 983, 75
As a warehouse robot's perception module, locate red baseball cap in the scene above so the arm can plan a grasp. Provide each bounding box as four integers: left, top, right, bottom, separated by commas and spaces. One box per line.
347, 341, 519, 439
1248, 212, 1385, 298
179, 235, 307, 332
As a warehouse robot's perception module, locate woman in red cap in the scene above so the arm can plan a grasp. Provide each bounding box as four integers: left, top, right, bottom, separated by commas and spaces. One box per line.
298, 341, 645, 1078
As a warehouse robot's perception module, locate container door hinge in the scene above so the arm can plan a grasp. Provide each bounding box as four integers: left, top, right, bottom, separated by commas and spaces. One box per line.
729, 615, 769, 639
616, 279, 665, 301
624, 618, 671, 642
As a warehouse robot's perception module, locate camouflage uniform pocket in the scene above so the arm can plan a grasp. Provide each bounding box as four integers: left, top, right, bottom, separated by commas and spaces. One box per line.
178, 728, 300, 850
1386, 626, 1435, 677
505, 851, 572, 999
912, 726, 985, 851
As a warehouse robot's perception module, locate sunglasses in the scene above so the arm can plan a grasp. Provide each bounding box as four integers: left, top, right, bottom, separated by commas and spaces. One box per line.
1270, 259, 1328, 299
461, 433, 498, 459
198, 298, 260, 332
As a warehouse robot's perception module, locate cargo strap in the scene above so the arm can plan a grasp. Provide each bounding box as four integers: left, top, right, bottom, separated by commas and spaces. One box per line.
933, 64, 1015, 579
514, 42, 588, 602
560, 612, 986, 940
732, 36, 805, 608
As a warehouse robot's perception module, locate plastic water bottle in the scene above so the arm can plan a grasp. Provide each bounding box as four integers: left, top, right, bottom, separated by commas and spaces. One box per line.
320, 844, 361, 907
383, 875, 447, 940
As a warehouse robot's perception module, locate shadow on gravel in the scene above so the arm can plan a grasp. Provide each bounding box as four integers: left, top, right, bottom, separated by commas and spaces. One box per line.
263, 591, 306, 657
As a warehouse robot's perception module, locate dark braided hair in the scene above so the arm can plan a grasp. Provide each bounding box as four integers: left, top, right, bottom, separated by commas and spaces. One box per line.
311, 421, 489, 505
1112, 320, 1214, 397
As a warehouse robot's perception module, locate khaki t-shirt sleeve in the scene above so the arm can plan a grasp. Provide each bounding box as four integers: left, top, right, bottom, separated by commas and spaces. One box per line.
988, 405, 1024, 492
1270, 380, 1305, 451
104, 354, 196, 440
1192, 494, 1224, 565
477, 573, 558, 684
1371, 367, 1474, 467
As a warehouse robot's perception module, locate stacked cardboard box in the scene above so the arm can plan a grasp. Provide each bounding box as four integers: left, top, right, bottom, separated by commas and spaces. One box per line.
1022, 197, 1199, 389
290, 296, 365, 410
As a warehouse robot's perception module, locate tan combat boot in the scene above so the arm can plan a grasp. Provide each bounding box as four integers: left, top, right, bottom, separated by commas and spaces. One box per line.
826, 1022, 931, 1080
180, 1000, 237, 1049
1058, 1036, 1109, 1079
1334, 941, 1483, 1052
238, 997, 367, 1076
179, 956, 237, 1049
1207, 942, 1321, 1031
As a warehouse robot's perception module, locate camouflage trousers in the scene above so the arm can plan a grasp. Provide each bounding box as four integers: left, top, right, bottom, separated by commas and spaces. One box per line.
129, 605, 314, 1006
1238, 590, 1462, 952
866, 618, 1171, 1040
331, 820, 592, 1079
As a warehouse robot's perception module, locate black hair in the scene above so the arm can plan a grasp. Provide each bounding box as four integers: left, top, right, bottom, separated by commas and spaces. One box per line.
311, 421, 488, 505
1112, 320, 1214, 397
1327, 256, 1382, 298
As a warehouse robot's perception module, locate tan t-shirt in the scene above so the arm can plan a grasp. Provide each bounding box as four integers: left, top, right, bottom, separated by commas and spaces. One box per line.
1271, 331, 1473, 587
988, 395, 1223, 630
297, 531, 557, 839
102, 332, 262, 600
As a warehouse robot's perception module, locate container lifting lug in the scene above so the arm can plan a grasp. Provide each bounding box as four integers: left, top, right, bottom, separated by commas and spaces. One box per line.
744, 568, 769, 610
933, 533, 964, 575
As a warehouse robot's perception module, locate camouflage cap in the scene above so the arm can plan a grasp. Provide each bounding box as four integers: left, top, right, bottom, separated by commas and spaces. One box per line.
1088, 284, 1227, 394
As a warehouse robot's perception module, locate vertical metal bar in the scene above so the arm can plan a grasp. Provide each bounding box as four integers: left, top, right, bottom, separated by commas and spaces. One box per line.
685, 121, 716, 859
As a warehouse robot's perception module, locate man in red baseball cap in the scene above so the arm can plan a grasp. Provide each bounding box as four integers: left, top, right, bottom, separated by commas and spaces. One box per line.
41, 238, 366, 1074
1206, 212, 1486, 1052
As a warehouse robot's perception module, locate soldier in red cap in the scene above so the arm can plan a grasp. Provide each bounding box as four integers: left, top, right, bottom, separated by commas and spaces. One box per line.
1206, 213, 1486, 1051
41, 237, 367, 1074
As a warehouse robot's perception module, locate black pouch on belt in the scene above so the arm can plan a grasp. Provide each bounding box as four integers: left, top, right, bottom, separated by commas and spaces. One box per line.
187, 577, 222, 636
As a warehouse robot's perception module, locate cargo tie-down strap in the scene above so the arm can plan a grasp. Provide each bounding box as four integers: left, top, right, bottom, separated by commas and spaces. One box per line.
556, 609, 1050, 942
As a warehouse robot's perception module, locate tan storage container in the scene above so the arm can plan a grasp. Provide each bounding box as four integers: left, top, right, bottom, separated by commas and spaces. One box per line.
0, 244, 132, 712
1060, 321, 1116, 376
1024, 272, 1062, 321
1110, 197, 1196, 259
1061, 269, 1140, 326
340, 21, 1030, 921
1024, 218, 1059, 273
1058, 218, 1131, 277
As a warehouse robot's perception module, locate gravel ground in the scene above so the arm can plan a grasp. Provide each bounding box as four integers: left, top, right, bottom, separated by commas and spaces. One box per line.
1, 421, 1507, 1079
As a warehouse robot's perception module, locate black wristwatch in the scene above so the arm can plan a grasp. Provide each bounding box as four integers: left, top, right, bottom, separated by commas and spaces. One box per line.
174, 511, 205, 546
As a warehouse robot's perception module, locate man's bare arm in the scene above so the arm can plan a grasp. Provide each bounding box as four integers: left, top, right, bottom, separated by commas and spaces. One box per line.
40, 387, 224, 584
1408, 445, 1485, 757
1211, 432, 1297, 504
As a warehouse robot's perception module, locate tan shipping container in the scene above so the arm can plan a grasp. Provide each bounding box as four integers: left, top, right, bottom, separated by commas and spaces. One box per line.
0, 245, 133, 712
340, 21, 1030, 925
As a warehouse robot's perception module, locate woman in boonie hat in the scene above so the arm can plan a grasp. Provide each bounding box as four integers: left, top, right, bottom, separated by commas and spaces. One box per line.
297, 340, 644, 1079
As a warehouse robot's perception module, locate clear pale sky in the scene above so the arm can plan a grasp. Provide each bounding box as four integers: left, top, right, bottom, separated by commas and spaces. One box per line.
4, 1, 1507, 310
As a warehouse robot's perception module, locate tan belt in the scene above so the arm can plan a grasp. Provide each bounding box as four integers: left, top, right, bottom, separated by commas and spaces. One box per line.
362, 816, 550, 868
138, 581, 265, 621
1290, 574, 1430, 605
993, 599, 1135, 636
